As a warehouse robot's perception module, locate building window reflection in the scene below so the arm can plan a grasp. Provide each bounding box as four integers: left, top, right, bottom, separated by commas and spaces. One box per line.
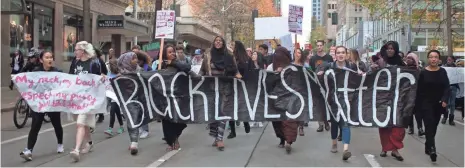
9, 14, 31, 55
33, 4, 53, 51
63, 13, 83, 61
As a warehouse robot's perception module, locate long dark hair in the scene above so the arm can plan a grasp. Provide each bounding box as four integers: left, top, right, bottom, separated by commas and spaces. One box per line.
233, 41, 248, 64
380, 41, 404, 66
273, 47, 292, 70
293, 48, 306, 65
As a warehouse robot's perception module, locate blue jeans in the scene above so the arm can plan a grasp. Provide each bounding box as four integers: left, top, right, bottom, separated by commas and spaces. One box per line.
331, 119, 350, 144
445, 86, 458, 120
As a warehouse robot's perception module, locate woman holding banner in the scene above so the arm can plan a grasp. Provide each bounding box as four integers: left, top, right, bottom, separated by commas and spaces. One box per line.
417, 50, 450, 162
69, 41, 102, 162
292, 48, 309, 136
19, 51, 64, 161
376, 41, 406, 161
199, 36, 240, 151
267, 46, 299, 154
317, 46, 359, 160
116, 52, 142, 155
405, 52, 425, 136
159, 44, 193, 151
227, 41, 251, 139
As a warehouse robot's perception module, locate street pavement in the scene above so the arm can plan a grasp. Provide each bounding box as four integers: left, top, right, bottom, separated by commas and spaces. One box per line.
1, 87, 21, 112
1, 110, 463, 167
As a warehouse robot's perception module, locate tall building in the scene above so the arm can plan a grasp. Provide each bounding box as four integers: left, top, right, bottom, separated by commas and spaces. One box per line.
325, 0, 338, 45
312, 0, 324, 25
273, 0, 282, 15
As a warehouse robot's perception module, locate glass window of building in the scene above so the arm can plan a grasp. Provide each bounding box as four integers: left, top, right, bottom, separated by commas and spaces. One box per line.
63, 13, 83, 61
33, 4, 53, 51
9, 14, 31, 56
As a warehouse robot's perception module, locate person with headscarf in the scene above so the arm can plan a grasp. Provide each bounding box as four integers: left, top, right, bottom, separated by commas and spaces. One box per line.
266, 47, 299, 154
116, 52, 141, 155
377, 41, 406, 161
405, 52, 425, 136
416, 50, 450, 162
199, 36, 239, 151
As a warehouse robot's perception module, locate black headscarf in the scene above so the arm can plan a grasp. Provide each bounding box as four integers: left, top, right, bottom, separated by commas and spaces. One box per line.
380, 41, 405, 66
210, 36, 236, 74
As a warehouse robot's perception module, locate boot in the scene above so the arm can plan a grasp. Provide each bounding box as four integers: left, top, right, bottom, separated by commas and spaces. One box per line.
227, 132, 236, 139
316, 125, 323, 132
418, 128, 425, 136
429, 147, 437, 162
324, 121, 330, 131
408, 127, 414, 135
449, 114, 456, 126
441, 117, 447, 124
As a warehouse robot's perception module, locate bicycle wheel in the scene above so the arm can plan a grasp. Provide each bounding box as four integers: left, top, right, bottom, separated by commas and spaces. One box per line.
13, 99, 29, 129
43, 113, 51, 123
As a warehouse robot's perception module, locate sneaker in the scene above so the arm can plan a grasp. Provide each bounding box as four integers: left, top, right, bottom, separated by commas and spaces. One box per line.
81, 143, 93, 154
129, 142, 138, 155
139, 131, 149, 139
117, 127, 124, 134
330, 144, 337, 153
342, 150, 352, 160
70, 150, 80, 162
104, 128, 113, 136
20, 149, 32, 161
258, 122, 264, 128
57, 144, 64, 153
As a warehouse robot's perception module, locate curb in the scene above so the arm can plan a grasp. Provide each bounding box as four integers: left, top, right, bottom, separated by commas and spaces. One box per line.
1, 107, 15, 113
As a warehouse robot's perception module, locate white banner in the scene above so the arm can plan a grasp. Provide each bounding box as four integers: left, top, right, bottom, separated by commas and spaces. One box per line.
12, 72, 108, 114
443, 67, 464, 84
155, 10, 175, 39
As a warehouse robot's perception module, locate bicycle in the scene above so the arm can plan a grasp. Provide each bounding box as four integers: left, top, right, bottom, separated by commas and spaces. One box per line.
13, 97, 50, 129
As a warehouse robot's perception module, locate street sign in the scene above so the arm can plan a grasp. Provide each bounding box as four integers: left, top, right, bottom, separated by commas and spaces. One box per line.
155, 10, 175, 39
97, 20, 124, 28
288, 4, 303, 35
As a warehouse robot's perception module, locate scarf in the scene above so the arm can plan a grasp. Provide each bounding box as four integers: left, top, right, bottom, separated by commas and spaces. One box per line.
117, 52, 140, 73
210, 47, 227, 70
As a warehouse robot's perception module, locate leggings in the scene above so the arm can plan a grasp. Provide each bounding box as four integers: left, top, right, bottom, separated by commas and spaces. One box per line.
109, 102, 123, 128
27, 112, 63, 150
209, 121, 226, 141
228, 121, 250, 135
330, 119, 350, 144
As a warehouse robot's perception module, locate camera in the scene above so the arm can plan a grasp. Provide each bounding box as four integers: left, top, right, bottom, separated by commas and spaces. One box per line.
124, 6, 133, 16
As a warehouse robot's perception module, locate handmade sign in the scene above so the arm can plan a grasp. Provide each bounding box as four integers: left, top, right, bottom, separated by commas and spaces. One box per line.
12, 72, 108, 114
112, 66, 419, 129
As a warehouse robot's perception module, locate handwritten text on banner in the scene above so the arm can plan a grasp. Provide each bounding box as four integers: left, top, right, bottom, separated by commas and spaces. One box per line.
13, 72, 108, 114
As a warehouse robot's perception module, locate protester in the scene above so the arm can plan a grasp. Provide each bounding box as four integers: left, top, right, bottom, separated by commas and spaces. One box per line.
259, 44, 273, 67
309, 40, 332, 132
442, 56, 458, 126
104, 58, 125, 137
21, 48, 41, 73
117, 52, 141, 155
348, 49, 367, 73
69, 41, 102, 162
134, 51, 152, 138
267, 47, 299, 154
292, 48, 308, 136
176, 45, 191, 65
228, 41, 251, 139
416, 50, 450, 162
377, 41, 406, 161
405, 52, 424, 136
19, 51, 64, 161
10, 49, 24, 90
199, 36, 239, 151
159, 44, 192, 151
94, 47, 108, 123
248, 51, 265, 128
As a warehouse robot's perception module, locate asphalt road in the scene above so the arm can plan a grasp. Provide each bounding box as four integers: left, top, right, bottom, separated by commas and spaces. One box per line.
1, 110, 463, 167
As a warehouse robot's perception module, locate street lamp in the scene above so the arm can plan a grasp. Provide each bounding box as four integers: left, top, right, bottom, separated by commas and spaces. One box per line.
221, 1, 242, 42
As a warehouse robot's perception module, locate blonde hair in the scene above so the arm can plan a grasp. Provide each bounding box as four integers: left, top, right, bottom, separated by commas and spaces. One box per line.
75, 41, 96, 58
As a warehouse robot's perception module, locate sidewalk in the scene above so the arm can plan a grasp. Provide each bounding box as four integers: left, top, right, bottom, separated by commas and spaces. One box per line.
1, 87, 20, 112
